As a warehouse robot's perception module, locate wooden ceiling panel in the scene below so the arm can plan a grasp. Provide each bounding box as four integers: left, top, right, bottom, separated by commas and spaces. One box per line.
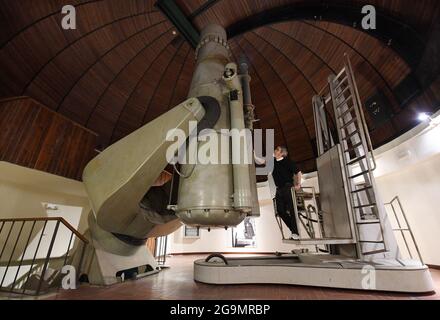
142, 42, 190, 124
190, 0, 439, 36
321, 21, 409, 86
169, 49, 194, 107
0, 0, 438, 172
89, 32, 176, 145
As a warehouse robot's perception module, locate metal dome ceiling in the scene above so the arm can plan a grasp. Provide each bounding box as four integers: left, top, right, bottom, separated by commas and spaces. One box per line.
0, 0, 439, 173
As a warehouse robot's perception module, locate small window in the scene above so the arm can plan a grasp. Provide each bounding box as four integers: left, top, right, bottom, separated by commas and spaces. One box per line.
183, 226, 200, 238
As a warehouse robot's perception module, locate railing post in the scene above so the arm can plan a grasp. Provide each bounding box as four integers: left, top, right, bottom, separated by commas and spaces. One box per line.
163, 236, 168, 265
389, 201, 412, 259
0, 221, 15, 260
62, 231, 74, 267
395, 197, 424, 264
11, 221, 36, 292
1, 221, 25, 288
23, 220, 47, 294
36, 220, 60, 296
0, 221, 5, 238
77, 240, 87, 280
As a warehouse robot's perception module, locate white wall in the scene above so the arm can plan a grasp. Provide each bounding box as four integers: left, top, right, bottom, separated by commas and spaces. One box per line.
168, 200, 302, 255
0, 162, 91, 286
375, 154, 440, 265
0, 161, 90, 235
168, 178, 318, 254
168, 114, 440, 266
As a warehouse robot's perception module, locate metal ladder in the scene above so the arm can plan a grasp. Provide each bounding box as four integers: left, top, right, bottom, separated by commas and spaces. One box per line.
328, 54, 387, 257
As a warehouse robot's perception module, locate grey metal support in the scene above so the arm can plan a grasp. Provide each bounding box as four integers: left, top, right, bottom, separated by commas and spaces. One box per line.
313, 95, 334, 156
328, 54, 388, 257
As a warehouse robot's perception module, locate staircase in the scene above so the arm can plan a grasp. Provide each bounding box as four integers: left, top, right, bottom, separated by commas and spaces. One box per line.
328, 54, 387, 257
0, 217, 88, 296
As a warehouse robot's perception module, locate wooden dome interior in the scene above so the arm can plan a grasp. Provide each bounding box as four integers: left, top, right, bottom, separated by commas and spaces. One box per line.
1, 0, 439, 174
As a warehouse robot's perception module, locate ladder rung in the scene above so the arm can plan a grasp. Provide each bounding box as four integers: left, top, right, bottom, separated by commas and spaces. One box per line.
335, 86, 350, 100
393, 228, 410, 231
335, 95, 353, 109
335, 68, 346, 80
338, 105, 355, 119
361, 249, 387, 256
360, 213, 379, 219
347, 156, 366, 165
334, 76, 348, 89
354, 203, 377, 209
340, 117, 357, 130
351, 186, 373, 194
343, 142, 363, 153
357, 219, 380, 225
359, 240, 384, 244
349, 171, 369, 180
342, 130, 359, 141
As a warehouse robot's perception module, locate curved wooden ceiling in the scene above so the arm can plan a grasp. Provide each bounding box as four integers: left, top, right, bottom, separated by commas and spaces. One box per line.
1, 0, 439, 173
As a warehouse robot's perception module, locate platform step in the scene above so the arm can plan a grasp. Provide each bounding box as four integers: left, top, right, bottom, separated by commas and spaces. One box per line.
359, 240, 384, 244
283, 238, 356, 245
356, 219, 380, 225
335, 95, 354, 109
351, 186, 373, 194
333, 76, 348, 90
353, 203, 377, 209
340, 117, 357, 129
347, 156, 366, 165
361, 249, 388, 256
334, 86, 350, 100
349, 171, 369, 179
342, 130, 359, 141
344, 142, 363, 153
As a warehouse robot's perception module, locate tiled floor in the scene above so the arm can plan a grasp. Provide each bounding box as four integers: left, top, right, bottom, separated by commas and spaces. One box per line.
47, 255, 440, 300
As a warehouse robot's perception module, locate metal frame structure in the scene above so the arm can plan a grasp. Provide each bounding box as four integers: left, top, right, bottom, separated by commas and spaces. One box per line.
276, 54, 420, 261
328, 54, 387, 257
194, 45, 433, 293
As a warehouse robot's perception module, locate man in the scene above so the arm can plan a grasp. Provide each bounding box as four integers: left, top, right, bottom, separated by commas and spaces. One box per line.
255, 146, 302, 239
272, 146, 302, 240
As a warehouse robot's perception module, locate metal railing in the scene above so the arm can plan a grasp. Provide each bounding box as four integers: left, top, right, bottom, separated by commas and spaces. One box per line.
384, 197, 423, 264
154, 235, 168, 266
0, 217, 88, 296
274, 187, 337, 252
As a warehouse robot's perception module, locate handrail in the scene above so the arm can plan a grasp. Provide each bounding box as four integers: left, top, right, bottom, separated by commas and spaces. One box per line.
385, 196, 423, 264
0, 217, 88, 244
344, 54, 377, 171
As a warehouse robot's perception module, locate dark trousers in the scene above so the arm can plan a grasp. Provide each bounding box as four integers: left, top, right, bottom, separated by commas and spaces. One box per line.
275, 184, 298, 234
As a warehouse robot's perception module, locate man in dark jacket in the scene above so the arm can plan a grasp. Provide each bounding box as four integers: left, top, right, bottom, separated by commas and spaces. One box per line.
272, 146, 302, 240
254, 146, 302, 239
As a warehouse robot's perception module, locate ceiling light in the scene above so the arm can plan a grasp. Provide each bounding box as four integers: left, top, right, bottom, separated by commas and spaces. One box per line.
418, 112, 431, 122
